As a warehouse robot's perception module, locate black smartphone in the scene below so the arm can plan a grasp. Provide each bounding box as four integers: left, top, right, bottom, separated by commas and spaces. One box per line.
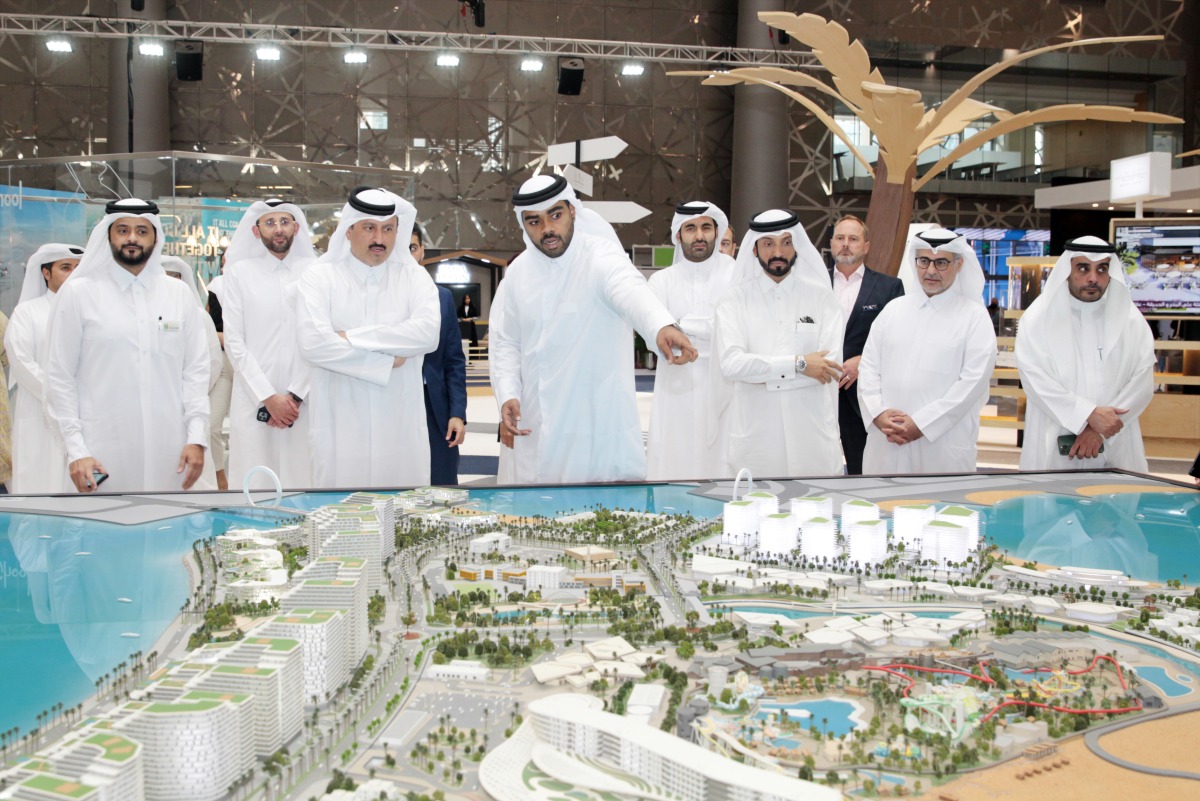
92, 469, 109, 487
1057, 434, 1104, 455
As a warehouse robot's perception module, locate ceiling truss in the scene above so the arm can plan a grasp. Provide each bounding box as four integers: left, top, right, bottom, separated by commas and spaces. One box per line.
0, 13, 821, 70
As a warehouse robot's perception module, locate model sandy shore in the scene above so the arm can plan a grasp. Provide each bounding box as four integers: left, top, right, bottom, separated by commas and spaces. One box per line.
913, 711, 1200, 800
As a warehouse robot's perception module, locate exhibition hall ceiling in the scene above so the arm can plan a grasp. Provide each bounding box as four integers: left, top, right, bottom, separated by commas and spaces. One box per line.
0, 0, 1193, 250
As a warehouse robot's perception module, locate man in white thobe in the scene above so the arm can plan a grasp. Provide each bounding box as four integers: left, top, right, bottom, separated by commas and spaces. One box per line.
714, 209, 844, 478
646, 201, 739, 480
5, 243, 81, 493
489, 174, 697, 484
296, 187, 440, 488
222, 200, 318, 489
45, 199, 210, 493
204, 256, 233, 488
162, 255, 226, 492
1016, 236, 1155, 471
858, 228, 996, 474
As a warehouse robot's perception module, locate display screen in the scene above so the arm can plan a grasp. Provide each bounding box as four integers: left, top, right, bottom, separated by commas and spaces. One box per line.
1111, 218, 1200, 314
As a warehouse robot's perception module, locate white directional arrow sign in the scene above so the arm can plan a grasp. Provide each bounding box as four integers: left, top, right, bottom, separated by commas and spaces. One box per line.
585, 201, 652, 224
546, 135, 629, 166
560, 164, 594, 196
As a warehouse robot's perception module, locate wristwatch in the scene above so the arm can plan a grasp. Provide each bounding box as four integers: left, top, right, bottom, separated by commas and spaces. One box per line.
794, 355, 807, 375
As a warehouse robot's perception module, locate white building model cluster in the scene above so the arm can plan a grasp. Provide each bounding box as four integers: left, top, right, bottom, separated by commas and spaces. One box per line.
721, 493, 981, 567
2, 499, 377, 801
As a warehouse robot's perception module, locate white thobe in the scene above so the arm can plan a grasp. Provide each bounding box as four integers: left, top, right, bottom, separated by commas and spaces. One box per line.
858, 291, 996, 474
45, 262, 211, 492
223, 254, 314, 488
489, 280, 518, 486
715, 271, 844, 478
296, 256, 440, 489
489, 233, 675, 484
1017, 298, 1154, 471
645, 253, 738, 480
5, 295, 65, 493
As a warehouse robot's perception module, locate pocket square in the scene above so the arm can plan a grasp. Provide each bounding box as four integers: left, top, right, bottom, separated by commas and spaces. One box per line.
796, 315, 815, 324
860, 304, 878, 311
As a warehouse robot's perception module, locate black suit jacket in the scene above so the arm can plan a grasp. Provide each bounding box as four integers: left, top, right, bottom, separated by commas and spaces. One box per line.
423, 287, 469, 481
833, 266, 905, 360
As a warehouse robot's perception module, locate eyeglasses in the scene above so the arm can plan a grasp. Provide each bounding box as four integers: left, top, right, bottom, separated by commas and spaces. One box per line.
915, 256, 956, 271
257, 219, 295, 231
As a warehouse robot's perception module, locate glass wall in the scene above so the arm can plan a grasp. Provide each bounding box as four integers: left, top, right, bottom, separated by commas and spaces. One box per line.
0, 152, 411, 315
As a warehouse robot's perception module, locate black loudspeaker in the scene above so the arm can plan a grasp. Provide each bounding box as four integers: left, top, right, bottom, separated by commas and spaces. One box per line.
557, 57, 585, 96
175, 40, 204, 82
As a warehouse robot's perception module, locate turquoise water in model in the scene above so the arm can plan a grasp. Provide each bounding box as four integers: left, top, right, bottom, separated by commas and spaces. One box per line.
0, 508, 280, 738
1131, 665, 1194, 697
0, 485, 719, 736
983, 491, 1199, 584
1, 484, 1195, 737
756, 698, 864, 739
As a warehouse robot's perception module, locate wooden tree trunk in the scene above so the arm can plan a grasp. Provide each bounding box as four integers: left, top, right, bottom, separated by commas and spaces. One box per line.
863, 160, 917, 277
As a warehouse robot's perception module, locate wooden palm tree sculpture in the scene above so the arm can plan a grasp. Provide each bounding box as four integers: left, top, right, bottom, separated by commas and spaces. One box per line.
670, 12, 1182, 275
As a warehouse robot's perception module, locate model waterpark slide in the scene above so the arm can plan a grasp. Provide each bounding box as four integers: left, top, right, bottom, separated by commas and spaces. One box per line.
866, 655, 1142, 743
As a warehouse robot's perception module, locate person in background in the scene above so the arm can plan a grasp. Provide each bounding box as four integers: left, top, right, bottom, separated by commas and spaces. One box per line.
221, 199, 318, 490
828, 215, 904, 475
5, 243, 81, 493
205, 253, 232, 489
412, 225, 468, 485
646, 201, 739, 480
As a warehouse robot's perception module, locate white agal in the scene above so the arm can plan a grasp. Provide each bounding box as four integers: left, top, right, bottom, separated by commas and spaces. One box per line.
846, 519, 888, 565
791, 496, 833, 521
758, 512, 799, 557
800, 517, 838, 562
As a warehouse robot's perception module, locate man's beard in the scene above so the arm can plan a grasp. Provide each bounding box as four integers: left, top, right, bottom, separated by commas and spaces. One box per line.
111, 242, 151, 267
833, 252, 861, 269
682, 235, 715, 263
264, 233, 295, 255
758, 252, 797, 278
534, 226, 573, 259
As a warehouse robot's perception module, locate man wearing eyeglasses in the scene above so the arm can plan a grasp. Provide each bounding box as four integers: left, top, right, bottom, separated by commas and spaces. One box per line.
221, 199, 319, 489
857, 228, 996, 474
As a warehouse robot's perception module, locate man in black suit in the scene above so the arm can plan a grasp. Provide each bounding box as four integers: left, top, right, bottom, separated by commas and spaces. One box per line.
829, 215, 904, 474
412, 226, 468, 484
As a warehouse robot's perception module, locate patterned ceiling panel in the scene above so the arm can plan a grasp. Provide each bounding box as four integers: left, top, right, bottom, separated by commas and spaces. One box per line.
0, 1, 1190, 250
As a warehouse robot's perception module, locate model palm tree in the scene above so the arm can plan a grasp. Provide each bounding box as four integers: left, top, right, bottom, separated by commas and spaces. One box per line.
671, 12, 1180, 274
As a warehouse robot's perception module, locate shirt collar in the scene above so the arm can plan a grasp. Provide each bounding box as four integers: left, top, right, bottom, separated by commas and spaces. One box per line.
348, 255, 386, 284
835, 263, 865, 284
108, 259, 148, 290
756, 268, 797, 294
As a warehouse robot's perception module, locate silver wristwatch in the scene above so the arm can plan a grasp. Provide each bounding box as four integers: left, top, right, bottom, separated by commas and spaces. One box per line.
794, 355, 807, 374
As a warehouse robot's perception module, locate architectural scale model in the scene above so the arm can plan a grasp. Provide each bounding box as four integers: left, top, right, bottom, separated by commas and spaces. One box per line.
1, 471, 1197, 801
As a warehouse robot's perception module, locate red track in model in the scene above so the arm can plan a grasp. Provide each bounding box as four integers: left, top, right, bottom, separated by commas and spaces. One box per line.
862, 654, 1142, 726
